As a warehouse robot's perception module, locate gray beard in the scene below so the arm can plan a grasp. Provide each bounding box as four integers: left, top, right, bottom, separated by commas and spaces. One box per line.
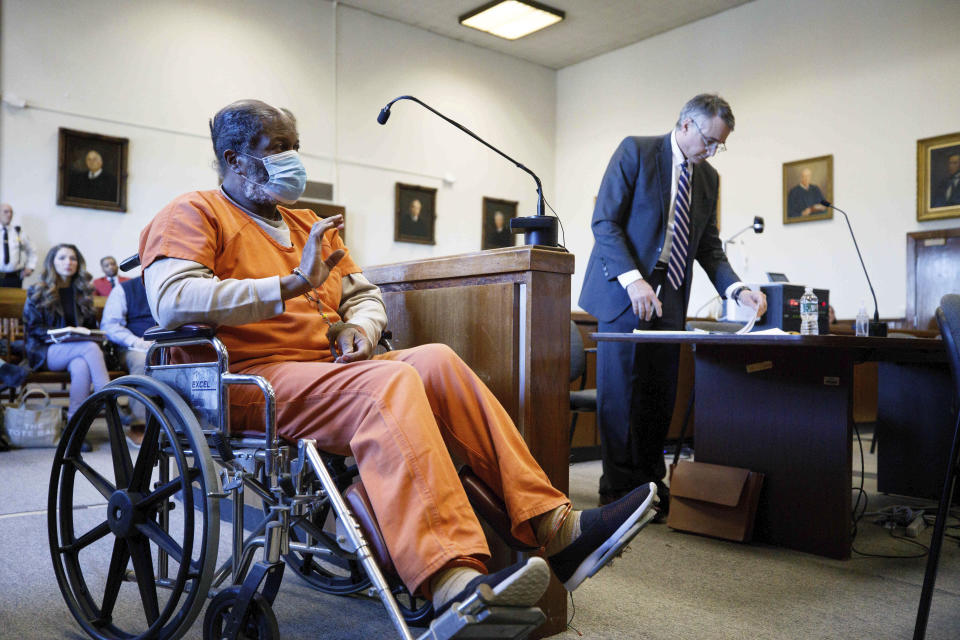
239, 161, 277, 205
241, 179, 277, 205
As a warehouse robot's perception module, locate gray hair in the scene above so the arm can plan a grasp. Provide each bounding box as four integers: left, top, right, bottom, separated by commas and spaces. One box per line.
676, 94, 735, 131
209, 99, 297, 178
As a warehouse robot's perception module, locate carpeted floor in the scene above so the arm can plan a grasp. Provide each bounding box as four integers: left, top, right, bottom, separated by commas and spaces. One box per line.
1, 422, 959, 639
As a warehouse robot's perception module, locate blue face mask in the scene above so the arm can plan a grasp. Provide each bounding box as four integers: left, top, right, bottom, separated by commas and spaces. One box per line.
239, 149, 307, 204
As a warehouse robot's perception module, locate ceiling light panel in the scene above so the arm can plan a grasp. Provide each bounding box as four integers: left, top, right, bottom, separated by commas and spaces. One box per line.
460, 0, 564, 40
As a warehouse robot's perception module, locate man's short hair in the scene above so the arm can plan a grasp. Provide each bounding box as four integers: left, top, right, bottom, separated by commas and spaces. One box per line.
209, 100, 297, 178
676, 93, 735, 131
100, 255, 115, 265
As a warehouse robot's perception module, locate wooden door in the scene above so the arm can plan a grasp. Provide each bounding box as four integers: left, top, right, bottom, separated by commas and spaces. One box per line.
906, 228, 960, 329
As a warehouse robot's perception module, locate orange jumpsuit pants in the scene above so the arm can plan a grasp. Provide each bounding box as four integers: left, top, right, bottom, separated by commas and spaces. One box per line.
230, 342, 570, 593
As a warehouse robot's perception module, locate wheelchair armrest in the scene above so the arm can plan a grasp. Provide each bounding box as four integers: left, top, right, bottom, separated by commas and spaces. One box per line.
143, 323, 216, 342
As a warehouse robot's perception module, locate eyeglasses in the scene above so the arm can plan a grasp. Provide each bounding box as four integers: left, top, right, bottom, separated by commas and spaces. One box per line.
691, 119, 727, 154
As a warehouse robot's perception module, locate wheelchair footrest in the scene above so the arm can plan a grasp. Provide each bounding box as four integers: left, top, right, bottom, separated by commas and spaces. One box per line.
416, 604, 545, 640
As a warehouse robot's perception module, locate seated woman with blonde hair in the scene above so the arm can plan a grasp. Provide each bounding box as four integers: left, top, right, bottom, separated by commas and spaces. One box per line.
22, 243, 110, 422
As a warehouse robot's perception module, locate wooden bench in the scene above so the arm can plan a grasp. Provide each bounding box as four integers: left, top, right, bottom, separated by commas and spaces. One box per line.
0, 288, 126, 399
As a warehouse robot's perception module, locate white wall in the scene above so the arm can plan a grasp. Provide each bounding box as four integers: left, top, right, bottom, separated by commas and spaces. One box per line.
0, 0, 554, 281
557, 0, 960, 319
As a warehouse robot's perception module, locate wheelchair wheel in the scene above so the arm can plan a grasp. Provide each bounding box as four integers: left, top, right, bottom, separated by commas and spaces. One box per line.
391, 584, 434, 627
202, 587, 278, 640
49, 376, 221, 640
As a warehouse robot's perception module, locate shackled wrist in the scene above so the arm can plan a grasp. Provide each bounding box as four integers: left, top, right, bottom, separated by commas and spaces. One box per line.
291, 267, 314, 290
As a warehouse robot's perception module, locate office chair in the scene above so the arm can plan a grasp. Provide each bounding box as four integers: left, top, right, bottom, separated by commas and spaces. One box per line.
914, 294, 960, 639
569, 320, 596, 445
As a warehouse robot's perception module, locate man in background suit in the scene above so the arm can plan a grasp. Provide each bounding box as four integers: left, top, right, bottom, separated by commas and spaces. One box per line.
92, 255, 129, 296
0, 203, 38, 288
787, 168, 828, 218
933, 153, 960, 208
69, 150, 118, 202
579, 94, 767, 509
398, 197, 431, 240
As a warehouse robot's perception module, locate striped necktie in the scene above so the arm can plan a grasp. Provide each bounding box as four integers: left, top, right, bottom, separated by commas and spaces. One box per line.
667, 161, 691, 290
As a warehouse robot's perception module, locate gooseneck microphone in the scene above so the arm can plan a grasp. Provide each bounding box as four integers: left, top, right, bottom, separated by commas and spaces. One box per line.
377, 95, 559, 247
820, 199, 888, 337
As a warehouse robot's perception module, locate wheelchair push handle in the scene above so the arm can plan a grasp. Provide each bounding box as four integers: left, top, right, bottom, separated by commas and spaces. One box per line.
119, 253, 141, 272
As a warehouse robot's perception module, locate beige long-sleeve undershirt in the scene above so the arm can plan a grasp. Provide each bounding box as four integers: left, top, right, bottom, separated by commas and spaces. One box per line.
143, 204, 387, 344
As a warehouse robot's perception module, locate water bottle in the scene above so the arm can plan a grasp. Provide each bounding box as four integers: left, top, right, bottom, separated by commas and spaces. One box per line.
800, 287, 819, 335
855, 302, 869, 337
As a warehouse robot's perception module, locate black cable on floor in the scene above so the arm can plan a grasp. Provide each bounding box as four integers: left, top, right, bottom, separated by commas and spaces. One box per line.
566, 591, 582, 636
850, 422, 930, 559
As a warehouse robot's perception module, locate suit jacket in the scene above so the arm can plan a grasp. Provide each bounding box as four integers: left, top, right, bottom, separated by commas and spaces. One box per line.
92, 275, 129, 297
579, 134, 738, 323
934, 173, 960, 208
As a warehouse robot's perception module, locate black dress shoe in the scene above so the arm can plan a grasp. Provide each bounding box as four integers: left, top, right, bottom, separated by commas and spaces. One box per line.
551, 483, 657, 590
652, 482, 670, 523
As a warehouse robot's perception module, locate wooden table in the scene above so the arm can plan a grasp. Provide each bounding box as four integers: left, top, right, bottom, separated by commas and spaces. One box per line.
592, 332, 949, 559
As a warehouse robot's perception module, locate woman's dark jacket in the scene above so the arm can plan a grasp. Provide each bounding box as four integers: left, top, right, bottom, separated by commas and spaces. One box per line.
22, 286, 98, 369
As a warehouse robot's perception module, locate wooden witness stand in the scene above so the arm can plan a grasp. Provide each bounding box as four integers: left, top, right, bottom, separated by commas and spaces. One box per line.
365, 245, 574, 637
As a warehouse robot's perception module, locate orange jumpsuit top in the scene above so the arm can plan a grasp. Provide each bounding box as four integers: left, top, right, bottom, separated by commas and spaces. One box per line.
139, 190, 360, 370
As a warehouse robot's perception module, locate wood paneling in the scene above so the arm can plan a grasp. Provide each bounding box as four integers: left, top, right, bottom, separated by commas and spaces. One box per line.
907, 227, 960, 329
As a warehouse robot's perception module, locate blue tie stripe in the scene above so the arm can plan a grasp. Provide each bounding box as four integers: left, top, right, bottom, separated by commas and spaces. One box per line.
668, 161, 691, 290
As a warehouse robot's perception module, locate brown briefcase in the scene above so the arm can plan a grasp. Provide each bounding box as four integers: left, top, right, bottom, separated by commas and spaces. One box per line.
667, 461, 764, 542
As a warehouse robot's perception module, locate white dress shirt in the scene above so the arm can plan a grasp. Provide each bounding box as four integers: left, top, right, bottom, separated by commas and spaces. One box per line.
0, 223, 38, 274
101, 284, 153, 351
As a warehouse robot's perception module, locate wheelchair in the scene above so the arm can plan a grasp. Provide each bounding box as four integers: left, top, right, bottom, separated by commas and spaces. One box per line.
48, 312, 547, 639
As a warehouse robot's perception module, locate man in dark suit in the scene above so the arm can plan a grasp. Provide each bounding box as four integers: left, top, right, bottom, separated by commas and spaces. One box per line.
486, 210, 514, 248
398, 197, 431, 241
69, 149, 118, 202
933, 153, 960, 208
787, 168, 828, 218
579, 94, 767, 509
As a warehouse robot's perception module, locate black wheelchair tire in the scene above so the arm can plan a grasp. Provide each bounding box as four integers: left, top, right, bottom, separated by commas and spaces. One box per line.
49, 376, 220, 640
202, 587, 279, 640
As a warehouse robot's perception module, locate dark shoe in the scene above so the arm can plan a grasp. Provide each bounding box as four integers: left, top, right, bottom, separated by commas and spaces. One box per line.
435, 557, 550, 617
598, 489, 630, 507
550, 482, 657, 591
652, 482, 670, 523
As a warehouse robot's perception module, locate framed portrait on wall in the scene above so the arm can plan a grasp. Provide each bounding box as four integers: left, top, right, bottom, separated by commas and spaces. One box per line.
481, 197, 518, 250
917, 132, 960, 221
57, 128, 128, 212
291, 200, 346, 240
783, 155, 833, 225
395, 182, 436, 245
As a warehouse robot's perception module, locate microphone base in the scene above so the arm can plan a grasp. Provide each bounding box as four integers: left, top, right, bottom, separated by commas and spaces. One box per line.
510, 215, 558, 248
869, 321, 888, 337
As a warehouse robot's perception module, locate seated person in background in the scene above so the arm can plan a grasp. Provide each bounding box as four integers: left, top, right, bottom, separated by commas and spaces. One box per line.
140, 99, 657, 615
23, 244, 110, 421
92, 255, 129, 297
101, 277, 154, 444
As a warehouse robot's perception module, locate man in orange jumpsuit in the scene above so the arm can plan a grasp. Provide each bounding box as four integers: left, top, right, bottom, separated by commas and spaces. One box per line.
140, 99, 656, 614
